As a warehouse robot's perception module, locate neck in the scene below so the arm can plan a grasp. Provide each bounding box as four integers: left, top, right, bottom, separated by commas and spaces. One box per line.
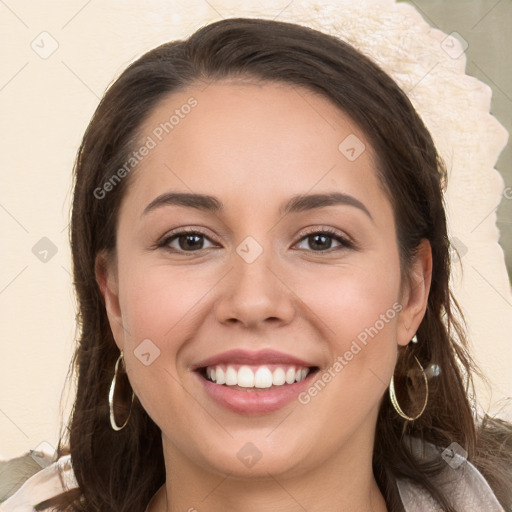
151, 426, 388, 512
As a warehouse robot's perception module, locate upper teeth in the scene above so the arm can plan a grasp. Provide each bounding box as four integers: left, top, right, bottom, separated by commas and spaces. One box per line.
206, 365, 310, 388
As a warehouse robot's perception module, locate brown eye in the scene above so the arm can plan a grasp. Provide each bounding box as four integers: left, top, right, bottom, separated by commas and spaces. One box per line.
295, 229, 353, 252
159, 229, 217, 253
304, 233, 334, 251
174, 233, 205, 251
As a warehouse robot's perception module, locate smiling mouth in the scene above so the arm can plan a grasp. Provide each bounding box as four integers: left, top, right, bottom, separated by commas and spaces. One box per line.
197, 364, 320, 390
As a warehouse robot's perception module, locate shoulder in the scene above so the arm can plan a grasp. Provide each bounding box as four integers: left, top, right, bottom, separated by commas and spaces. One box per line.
0, 454, 78, 512
396, 436, 506, 512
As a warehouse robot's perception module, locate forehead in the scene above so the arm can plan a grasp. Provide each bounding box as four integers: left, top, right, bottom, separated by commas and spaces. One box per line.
122, 79, 387, 219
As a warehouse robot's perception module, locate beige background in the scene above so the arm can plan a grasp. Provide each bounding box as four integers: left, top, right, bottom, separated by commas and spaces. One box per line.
1, 0, 511, 460
399, 0, 512, 281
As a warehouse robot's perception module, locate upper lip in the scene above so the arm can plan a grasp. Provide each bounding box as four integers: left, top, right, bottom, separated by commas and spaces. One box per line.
192, 349, 317, 370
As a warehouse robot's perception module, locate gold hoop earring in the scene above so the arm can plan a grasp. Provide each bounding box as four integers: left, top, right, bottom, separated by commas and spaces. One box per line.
389, 349, 428, 421
109, 350, 135, 431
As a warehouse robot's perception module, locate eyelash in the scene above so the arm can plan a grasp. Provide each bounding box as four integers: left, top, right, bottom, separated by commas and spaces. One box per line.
156, 226, 354, 254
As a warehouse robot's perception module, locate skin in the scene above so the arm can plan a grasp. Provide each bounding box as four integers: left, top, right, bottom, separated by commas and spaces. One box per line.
96, 79, 432, 512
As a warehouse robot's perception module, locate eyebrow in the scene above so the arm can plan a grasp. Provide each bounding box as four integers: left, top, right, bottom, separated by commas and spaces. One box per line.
141, 191, 373, 221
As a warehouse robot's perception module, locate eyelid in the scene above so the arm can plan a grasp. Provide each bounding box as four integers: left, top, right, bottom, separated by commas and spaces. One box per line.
156, 225, 355, 253
295, 226, 354, 250
155, 226, 219, 251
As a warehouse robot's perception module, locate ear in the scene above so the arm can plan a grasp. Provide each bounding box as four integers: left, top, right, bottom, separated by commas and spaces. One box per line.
396, 239, 432, 346
95, 250, 125, 350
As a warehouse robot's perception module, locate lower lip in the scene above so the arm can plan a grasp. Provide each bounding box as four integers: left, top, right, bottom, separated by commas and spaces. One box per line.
195, 370, 317, 414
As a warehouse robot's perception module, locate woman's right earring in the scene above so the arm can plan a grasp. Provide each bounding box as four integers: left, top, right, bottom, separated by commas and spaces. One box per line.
108, 350, 135, 431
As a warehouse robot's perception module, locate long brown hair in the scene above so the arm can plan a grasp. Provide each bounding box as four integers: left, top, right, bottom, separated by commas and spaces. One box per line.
36, 17, 512, 512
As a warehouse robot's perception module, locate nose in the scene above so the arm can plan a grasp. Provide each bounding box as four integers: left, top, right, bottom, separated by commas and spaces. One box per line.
215, 239, 296, 329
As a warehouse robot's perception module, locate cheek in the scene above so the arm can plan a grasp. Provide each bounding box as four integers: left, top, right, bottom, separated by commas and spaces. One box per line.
116, 261, 203, 425
115, 259, 219, 420
118, 260, 216, 347
292, 256, 401, 345
291, 257, 401, 408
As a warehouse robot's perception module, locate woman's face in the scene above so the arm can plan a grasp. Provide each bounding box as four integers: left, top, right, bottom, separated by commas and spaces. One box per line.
98, 79, 430, 479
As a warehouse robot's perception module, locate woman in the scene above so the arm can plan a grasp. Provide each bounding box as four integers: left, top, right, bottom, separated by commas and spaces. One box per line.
2, 16, 511, 512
